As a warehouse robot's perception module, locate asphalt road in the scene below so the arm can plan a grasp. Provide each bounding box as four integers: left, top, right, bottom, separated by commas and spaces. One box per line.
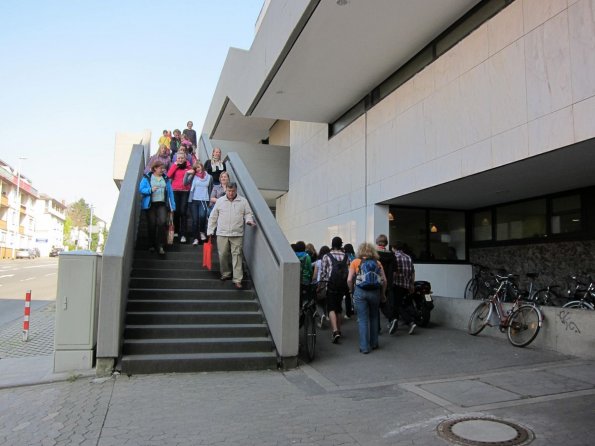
0, 258, 58, 326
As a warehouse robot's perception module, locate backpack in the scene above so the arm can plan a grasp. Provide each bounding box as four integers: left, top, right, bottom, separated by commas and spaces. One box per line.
297, 253, 312, 285
327, 254, 349, 293
356, 259, 382, 290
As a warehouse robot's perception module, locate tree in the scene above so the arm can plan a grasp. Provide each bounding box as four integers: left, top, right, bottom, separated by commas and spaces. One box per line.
68, 199, 90, 228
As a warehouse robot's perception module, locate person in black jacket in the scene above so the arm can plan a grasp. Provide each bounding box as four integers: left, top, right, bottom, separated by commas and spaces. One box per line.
376, 234, 397, 334
182, 120, 197, 150
204, 147, 226, 185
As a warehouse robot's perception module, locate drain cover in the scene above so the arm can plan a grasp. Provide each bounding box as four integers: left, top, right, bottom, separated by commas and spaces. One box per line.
437, 417, 534, 446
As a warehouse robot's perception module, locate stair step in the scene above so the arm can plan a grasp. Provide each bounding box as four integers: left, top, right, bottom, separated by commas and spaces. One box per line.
128, 288, 254, 300
134, 250, 209, 260
120, 351, 278, 374
131, 269, 218, 279
124, 323, 270, 339
132, 259, 219, 270
127, 299, 259, 312
129, 277, 252, 290
122, 337, 273, 355
125, 309, 263, 323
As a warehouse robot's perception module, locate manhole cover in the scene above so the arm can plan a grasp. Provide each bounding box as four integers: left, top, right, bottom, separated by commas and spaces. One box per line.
437, 417, 534, 446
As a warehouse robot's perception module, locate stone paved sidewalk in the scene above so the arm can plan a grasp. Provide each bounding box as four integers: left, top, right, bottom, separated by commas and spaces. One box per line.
0, 302, 55, 358
1, 322, 595, 445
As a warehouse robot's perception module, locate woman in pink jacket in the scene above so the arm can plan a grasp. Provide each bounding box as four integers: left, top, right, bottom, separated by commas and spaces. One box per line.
167, 152, 193, 243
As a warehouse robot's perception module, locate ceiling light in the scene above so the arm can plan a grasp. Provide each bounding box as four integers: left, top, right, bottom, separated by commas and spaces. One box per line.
336, 0, 349, 5
430, 224, 438, 233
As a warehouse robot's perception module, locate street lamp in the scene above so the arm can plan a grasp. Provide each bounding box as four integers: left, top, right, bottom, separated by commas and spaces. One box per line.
88, 205, 94, 250
13, 157, 28, 255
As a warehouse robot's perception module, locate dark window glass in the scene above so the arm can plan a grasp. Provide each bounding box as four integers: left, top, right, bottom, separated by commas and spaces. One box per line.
496, 199, 546, 241
551, 194, 581, 234
388, 208, 426, 261
473, 210, 492, 241
429, 211, 465, 260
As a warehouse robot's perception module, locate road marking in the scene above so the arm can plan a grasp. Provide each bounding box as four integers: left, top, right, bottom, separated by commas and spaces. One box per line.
45, 273, 57, 277
0, 274, 15, 279
20, 277, 35, 282
23, 264, 57, 269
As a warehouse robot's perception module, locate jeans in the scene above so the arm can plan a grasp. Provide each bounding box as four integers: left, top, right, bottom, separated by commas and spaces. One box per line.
190, 200, 209, 239
353, 287, 381, 353
145, 202, 167, 249
172, 191, 189, 236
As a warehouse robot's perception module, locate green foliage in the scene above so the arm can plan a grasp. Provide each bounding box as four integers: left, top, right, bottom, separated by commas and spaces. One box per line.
67, 199, 90, 228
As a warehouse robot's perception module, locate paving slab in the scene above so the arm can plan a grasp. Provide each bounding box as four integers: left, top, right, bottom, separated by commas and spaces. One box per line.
420, 379, 521, 407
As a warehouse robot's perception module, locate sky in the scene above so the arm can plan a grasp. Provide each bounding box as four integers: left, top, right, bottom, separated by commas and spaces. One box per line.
0, 0, 264, 225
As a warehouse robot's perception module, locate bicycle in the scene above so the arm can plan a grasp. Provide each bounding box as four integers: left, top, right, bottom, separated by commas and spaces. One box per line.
468, 273, 543, 347
298, 286, 317, 362
562, 274, 595, 310
464, 264, 494, 300
519, 272, 564, 307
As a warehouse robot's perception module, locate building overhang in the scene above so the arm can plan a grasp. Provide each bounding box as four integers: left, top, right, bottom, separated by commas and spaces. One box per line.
381, 138, 595, 210
204, 0, 482, 142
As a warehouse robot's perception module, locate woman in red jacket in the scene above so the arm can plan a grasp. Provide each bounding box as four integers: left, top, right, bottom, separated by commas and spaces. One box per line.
167, 152, 193, 243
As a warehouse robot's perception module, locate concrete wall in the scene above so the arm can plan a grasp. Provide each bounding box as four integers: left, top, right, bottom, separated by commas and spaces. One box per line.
432, 296, 595, 359
113, 131, 151, 186
269, 120, 290, 146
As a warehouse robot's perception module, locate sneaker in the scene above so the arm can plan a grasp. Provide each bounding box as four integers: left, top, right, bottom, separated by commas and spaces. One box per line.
148, 247, 155, 253
343, 314, 350, 320
192, 239, 199, 246
158, 247, 165, 255
200, 232, 207, 241
180, 236, 187, 243
174, 233, 179, 238
332, 331, 340, 344
389, 319, 398, 335
408, 323, 417, 335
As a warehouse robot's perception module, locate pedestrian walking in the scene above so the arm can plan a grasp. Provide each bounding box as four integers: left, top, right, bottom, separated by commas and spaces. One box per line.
206, 182, 256, 289
394, 241, 417, 334
319, 237, 349, 343
347, 242, 386, 354
138, 161, 175, 255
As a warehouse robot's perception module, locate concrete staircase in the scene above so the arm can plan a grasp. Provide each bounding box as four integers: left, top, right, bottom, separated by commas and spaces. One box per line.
120, 241, 278, 374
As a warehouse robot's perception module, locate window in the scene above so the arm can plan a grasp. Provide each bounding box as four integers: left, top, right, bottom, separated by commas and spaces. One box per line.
429, 211, 465, 260
496, 199, 546, 241
389, 207, 466, 261
473, 210, 492, 241
389, 208, 425, 260
551, 194, 581, 234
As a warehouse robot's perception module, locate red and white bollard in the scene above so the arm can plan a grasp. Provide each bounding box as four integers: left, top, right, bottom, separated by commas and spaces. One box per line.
23, 290, 31, 342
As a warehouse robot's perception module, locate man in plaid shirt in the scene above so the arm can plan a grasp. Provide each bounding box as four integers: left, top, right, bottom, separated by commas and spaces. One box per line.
393, 242, 417, 334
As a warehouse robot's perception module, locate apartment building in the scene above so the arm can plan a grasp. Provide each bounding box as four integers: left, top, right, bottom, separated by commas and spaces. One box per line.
202, 0, 595, 296
0, 160, 39, 259
34, 194, 66, 257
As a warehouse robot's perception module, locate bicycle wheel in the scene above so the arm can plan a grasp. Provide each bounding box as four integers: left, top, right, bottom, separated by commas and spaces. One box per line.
464, 278, 478, 299
300, 308, 316, 362
507, 305, 542, 347
468, 301, 491, 335
562, 300, 595, 310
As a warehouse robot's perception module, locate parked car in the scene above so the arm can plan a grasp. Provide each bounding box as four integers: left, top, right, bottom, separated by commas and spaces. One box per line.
16, 248, 35, 259
49, 247, 63, 257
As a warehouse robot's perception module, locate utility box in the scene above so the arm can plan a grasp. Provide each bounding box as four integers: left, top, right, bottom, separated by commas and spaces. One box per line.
54, 250, 102, 373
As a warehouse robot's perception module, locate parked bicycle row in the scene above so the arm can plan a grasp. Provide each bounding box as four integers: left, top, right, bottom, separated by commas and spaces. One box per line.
464, 263, 595, 310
